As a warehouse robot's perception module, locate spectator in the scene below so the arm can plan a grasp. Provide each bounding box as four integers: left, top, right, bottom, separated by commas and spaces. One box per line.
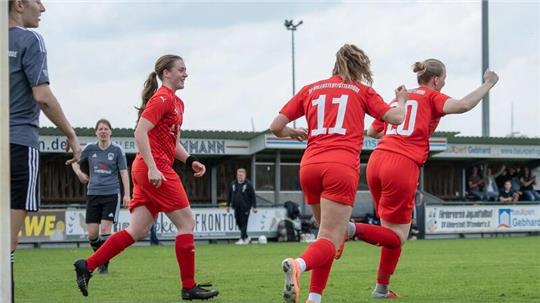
499, 180, 519, 203
483, 164, 505, 201
520, 167, 540, 201
495, 167, 510, 190
467, 166, 485, 200
507, 167, 522, 192
227, 168, 257, 245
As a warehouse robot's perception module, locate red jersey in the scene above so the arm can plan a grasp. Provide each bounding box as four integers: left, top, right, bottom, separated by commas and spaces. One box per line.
133, 86, 184, 171
372, 86, 450, 166
280, 75, 391, 170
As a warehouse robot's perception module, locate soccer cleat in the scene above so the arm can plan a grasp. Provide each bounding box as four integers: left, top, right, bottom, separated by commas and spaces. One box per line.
97, 262, 109, 274
74, 259, 93, 297
181, 283, 219, 300
371, 289, 401, 299
282, 258, 300, 303
234, 238, 244, 245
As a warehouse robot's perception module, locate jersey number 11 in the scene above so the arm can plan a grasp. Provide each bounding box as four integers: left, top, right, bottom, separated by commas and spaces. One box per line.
311, 94, 349, 136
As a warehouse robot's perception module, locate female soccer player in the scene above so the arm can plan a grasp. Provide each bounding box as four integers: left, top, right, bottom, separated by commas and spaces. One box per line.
270, 44, 408, 303
354, 59, 499, 298
73, 55, 219, 301
72, 118, 130, 274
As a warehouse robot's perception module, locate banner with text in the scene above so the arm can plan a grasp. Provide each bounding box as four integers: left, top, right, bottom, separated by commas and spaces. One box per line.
19, 210, 67, 243
425, 205, 540, 234
65, 207, 286, 240
39, 136, 250, 155
432, 144, 540, 159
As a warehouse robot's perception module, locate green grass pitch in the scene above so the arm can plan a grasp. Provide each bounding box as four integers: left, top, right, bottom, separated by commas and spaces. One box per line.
14, 236, 540, 302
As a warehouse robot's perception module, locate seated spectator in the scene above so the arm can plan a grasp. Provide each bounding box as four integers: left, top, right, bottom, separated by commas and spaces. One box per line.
520, 167, 540, 201
499, 180, 520, 203
483, 164, 505, 201
468, 166, 485, 200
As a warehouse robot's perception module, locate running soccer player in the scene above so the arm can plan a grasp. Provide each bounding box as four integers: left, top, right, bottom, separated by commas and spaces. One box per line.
354, 59, 499, 298
73, 55, 219, 300
270, 44, 408, 303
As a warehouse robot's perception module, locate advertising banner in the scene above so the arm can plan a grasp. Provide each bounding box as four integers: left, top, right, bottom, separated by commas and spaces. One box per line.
19, 210, 67, 243
65, 207, 286, 240
39, 136, 250, 155
425, 205, 540, 234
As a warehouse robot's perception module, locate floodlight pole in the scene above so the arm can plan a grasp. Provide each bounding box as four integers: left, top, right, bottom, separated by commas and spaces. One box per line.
1, 1, 12, 302
284, 19, 303, 129
481, 0, 490, 137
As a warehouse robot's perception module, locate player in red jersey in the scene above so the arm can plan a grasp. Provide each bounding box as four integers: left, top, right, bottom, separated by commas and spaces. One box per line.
351, 59, 499, 299
73, 54, 219, 301
270, 44, 408, 303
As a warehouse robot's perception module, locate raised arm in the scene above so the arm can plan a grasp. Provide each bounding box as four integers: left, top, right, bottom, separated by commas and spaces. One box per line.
443, 70, 499, 114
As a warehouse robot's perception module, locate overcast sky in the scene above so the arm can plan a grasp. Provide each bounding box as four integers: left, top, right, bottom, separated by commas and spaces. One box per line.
36, 0, 540, 137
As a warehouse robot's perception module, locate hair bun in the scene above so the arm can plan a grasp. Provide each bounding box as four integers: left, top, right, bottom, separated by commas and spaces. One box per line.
412, 61, 427, 74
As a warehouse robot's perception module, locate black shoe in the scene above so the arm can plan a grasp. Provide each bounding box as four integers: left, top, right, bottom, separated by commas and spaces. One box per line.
181, 283, 219, 300
74, 259, 92, 297
97, 262, 109, 274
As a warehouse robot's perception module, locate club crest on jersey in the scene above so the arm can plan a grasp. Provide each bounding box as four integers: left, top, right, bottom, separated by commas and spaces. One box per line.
108, 153, 115, 161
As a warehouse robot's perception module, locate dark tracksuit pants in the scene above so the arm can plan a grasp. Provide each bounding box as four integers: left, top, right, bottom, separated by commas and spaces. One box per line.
234, 208, 250, 240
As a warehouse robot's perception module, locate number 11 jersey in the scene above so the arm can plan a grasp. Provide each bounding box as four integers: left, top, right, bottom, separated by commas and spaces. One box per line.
280, 75, 392, 170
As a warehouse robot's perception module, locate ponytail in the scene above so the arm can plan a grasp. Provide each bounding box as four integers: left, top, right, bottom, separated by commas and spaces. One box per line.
137, 72, 158, 120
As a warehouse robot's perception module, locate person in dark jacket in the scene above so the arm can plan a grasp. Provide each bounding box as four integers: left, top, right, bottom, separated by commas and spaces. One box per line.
227, 168, 257, 244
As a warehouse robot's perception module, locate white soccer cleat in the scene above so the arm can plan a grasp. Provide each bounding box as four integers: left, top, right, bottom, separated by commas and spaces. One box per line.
282, 258, 300, 303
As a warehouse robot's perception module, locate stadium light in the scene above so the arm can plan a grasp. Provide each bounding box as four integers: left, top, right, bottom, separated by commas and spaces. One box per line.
284, 19, 303, 129
1, 1, 12, 302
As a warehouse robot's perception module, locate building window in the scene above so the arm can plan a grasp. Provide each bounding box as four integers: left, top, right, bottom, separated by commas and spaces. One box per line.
281, 163, 300, 191
256, 163, 275, 191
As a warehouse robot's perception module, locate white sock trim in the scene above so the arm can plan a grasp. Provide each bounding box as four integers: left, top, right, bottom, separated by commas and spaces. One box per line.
347, 221, 356, 239
308, 292, 322, 302
295, 258, 307, 272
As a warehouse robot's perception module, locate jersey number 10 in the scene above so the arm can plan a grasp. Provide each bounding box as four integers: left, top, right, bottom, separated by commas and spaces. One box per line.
385, 100, 418, 136
311, 94, 349, 136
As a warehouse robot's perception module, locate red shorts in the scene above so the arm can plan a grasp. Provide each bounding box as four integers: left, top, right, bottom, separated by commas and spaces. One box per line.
130, 165, 189, 218
300, 163, 359, 206
366, 150, 419, 224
